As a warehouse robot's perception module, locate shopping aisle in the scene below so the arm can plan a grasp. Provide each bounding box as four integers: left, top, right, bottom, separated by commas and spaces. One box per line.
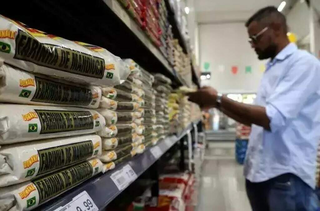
197, 143, 251, 211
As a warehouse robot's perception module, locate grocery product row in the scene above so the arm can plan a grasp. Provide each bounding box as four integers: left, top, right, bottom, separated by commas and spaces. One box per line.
0, 0, 200, 88
0, 12, 201, 210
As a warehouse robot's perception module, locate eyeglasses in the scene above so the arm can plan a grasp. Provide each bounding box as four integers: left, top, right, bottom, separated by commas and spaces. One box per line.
248, 27, 269, 44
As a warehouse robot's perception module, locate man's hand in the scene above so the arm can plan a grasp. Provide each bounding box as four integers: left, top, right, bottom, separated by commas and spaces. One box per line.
187, 86, 218, 110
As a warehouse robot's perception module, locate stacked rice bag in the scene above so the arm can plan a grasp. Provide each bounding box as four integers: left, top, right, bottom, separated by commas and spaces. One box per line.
0, 15, 138, 210
168, 93, 181, 134
99, 59, 154, 173
124, 59, 159, 148
153, 74, 172, 140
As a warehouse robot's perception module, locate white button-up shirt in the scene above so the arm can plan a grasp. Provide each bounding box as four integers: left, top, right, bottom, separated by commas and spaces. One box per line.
244, 43, 320, 188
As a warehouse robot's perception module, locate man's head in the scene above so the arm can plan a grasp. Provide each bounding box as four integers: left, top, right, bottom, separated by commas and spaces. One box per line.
246, 6, 289, 60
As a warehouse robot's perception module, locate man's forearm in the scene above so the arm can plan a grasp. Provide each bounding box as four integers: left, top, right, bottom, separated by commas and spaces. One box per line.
220, 95, 271, 130
220, 107, 252, 126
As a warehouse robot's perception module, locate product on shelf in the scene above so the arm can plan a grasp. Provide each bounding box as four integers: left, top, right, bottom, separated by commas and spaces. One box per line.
100, 143, 137, 163
0, 135, 102, 187
97, 109, 118, 125
0, 15, 128, 86
0, 63, 102, 108
0, 158, 103, 211
98, 125, 118, 138
101, 87, 117, 100
100, 97, 140, 111
102, 152, 133, 173
0, 105, 105, 144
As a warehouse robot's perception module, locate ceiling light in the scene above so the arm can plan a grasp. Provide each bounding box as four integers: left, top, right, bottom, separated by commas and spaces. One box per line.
200, 75, 206, 80
278, 1, 286, 12
185, 7, 190, 14
206, 74, 210, 79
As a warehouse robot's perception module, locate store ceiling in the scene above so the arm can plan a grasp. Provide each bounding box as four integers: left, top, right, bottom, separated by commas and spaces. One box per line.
195, 0, 296, 24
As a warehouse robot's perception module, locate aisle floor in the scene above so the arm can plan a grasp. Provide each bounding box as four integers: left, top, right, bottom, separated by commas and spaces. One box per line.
197, 142, 251, 211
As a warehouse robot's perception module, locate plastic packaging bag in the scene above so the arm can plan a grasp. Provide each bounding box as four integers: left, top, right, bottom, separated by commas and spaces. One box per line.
0, 159, 102, 211
100, 144, 135, 163
101, 87, 117, 100
0, 135, 101, 187
97, 109, 117, 125
0, 15, 122, 86
98, 125, 118, 138
0, 105, 105, 144
100, 97, 140, 111
0, 63, 101, 108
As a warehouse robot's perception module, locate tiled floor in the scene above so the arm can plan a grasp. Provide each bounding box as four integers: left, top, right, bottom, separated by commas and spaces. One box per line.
197, 142, 251, 211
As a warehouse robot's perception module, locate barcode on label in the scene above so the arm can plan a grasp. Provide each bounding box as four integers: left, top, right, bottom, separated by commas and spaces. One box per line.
116, 176, 126, 185
111, 164, 137, 191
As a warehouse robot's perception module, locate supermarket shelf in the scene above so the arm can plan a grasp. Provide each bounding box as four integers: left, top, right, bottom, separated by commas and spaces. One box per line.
36, 121, 198, 211
0, 0, 186, 87
103, 0, 173, 76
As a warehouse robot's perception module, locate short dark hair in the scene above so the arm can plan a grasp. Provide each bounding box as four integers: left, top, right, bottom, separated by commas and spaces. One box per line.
245, 6, 288, 32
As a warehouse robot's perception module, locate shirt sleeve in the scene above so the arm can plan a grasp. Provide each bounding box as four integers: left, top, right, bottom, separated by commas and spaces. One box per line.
266, 55, 320, 132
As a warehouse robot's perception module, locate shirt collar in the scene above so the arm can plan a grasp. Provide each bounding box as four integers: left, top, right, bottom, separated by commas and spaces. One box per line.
266, 43, 297, 68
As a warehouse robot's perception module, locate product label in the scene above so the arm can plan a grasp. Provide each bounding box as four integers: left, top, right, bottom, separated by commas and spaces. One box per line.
35, 110, 94, 134
0, 41, 11, 53
0, 29, 16, 39
93, 113, 99, 120
31, 76, 92, 105
105, 162, 114, 170
91, 159, 99, 168
22, 112, 38, 121
92, 93, 99, 99
93, 141, 100, 150
19, 184, 36, 199
14, 30, 105, 78
20, 78, 35, 87
33, 161, 93, 204
37, 141, 93, 176
105, 64, 115, 70
23, 155, 39, 169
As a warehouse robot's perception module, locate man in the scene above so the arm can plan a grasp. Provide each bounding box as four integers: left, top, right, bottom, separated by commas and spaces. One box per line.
188, 6, 320, 211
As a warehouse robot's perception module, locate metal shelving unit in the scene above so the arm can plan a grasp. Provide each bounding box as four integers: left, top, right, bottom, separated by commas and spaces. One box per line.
103, 0, 174, 78
35, 121, 199, 211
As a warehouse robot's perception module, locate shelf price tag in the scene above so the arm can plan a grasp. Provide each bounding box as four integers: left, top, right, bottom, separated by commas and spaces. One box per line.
150, 146, 162, 159
54, 191, 98, 211
164, 139, 172, 147
110, 164, 137, 191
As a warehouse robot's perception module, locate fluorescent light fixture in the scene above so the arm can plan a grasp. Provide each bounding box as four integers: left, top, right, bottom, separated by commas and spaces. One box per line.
185, 7, 190, 14
278, 1, 286, 12
200, 75, 206, 80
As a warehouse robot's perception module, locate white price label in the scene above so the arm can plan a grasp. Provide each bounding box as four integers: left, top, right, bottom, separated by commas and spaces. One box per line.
150, 146, 162, 159
110, 164, 137, 190
164, 139, 172, 147
54, 191, 98, 211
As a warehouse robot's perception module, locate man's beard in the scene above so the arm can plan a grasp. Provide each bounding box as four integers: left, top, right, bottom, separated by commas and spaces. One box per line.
256, 43, 277, 60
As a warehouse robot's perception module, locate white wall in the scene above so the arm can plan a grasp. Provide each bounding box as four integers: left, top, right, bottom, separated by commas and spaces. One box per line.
199, 23, 265, 93
310, 0, 320, 58
286, 1, 310, 41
